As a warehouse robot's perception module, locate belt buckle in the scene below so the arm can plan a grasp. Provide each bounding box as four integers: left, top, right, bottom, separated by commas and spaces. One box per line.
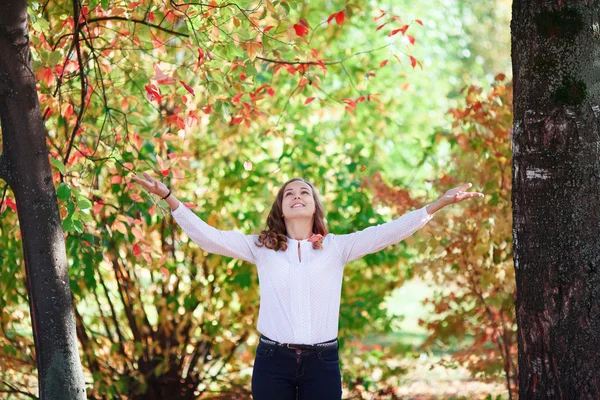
286, 343, 302, 350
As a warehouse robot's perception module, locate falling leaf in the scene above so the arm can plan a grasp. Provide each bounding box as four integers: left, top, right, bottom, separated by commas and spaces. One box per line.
304, 97, 316, 105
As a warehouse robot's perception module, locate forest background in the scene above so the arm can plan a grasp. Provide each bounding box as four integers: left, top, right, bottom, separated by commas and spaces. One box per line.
0, 0, 514, 398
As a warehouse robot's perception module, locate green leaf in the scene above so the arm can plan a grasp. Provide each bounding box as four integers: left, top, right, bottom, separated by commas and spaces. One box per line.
62, 217, 73, 233
77, 198, 92, 210
73, 220, 84, 233
50, 157, 66, 175
101, 0, 109, 10
57, 183, 71, 201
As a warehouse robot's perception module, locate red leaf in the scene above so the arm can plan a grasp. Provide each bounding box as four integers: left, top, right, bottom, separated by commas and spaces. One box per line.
304, 97, 316, 105
144, 84, 161, 103
133, 244, 142, 256
264, 25, 274, 32
240, 73, 246, 81
179, 80, 195, 96
5, 197, 17, 212
203, 105, 212, 114
153, 63, 176, 85
407, 35, 415, 45
388, 28, 401, 37
379, 59, 389, 68
409, 55, 417, 68
293, 23, 309, 36
231, 117, 243, 125
415, 19, 423, 25
327, 12, 336, 24
198, 47, 205, 61
376, 23, 386, 31
267, 87, 275, 96
335, 11, 345, 26
38, 67, 55, 86
388, 24, 409, 37
160, 169, 170, 176
374, 10, 386, 21
232, 93, 243, 104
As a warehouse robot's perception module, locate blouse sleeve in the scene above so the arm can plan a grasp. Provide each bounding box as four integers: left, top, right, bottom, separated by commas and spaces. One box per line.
332, 206, 432, 264
170, 200, 258, 264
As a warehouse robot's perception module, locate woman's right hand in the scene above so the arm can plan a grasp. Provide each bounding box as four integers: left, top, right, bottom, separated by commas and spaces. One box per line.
132, 172, 170, 198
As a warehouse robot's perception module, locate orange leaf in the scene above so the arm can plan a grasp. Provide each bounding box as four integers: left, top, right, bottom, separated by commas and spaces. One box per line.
304, 97, 315, 105
409, 55, 417, 68
415, 19, 423, 25
379, 60, 389, 68
374, 10, 386, 21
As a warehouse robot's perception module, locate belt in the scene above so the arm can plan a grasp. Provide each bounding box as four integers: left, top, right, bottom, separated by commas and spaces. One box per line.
260, 335, 338, 350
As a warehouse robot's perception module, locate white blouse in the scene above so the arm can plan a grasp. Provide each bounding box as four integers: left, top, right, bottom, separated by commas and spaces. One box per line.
171, 201, 432, 345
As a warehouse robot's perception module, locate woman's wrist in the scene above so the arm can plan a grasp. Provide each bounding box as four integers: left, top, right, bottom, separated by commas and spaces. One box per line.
426, 197, 449, 216
161, 189, 171, 200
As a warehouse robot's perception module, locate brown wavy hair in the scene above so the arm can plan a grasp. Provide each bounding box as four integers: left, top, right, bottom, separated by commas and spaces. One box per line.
256, 178, 328, 251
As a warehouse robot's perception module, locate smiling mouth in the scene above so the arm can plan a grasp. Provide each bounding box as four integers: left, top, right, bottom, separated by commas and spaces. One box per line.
291, 204, 305, 208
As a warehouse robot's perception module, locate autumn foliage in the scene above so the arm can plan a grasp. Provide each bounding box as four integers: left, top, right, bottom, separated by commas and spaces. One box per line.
416, 76, 516, 396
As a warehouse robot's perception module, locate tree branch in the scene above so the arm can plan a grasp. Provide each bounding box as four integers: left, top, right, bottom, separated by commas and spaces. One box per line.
87, 16, 189, 38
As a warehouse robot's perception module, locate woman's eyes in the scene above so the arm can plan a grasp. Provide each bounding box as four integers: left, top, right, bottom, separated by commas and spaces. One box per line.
286, 191, 309, 196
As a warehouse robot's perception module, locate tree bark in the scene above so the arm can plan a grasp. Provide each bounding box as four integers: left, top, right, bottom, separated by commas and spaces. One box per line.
0, 0, 86, 398
512, 1, 600, 399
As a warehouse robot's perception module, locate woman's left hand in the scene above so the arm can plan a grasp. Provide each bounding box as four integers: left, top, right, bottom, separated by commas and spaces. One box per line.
441, 183, 484, 205
426, 183, 484, 215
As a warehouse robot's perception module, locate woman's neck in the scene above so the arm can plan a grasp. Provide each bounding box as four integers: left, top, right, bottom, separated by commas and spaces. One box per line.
285, 220, 314, 240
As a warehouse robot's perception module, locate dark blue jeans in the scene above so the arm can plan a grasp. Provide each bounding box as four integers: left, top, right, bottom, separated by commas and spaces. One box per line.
251, 335, 342, 400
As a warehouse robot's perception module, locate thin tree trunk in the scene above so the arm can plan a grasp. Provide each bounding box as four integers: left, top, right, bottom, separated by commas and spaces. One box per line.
0, 0, 86, 398
512, 1, 600, 398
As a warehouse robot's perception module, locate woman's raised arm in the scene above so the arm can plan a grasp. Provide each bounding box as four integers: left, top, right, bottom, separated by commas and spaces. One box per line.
332, 183, 484, 264
133, 172, 257, 264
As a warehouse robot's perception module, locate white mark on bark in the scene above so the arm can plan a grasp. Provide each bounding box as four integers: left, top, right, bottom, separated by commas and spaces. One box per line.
526, 168, 551, 179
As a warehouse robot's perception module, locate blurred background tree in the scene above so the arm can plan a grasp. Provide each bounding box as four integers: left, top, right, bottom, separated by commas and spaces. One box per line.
0, 0, 512, 398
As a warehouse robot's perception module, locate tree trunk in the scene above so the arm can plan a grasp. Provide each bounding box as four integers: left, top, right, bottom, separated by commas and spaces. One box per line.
0, 0, 86, 398
512, 1, 600, 399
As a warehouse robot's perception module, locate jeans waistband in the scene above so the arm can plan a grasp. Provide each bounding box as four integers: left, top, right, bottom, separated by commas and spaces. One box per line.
259, 334, 338, 350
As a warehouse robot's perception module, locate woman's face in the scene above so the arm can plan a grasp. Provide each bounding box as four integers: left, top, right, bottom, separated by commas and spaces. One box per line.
281, 181, 316, 221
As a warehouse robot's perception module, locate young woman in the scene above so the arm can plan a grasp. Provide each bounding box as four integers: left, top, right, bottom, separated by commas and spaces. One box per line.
133, 172, 483, 399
